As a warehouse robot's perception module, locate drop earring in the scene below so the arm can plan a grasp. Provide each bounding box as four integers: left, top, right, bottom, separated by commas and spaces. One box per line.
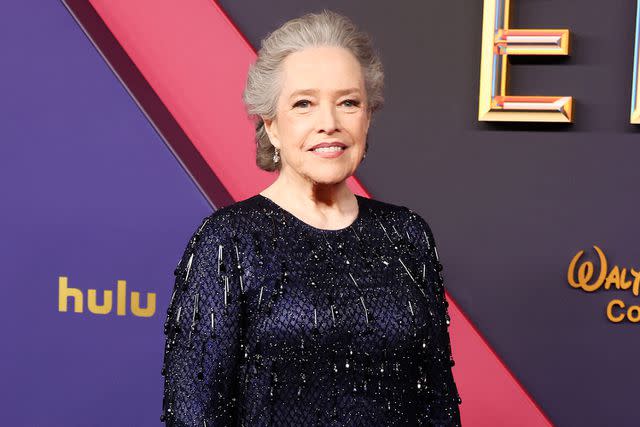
273, 147, 280, 163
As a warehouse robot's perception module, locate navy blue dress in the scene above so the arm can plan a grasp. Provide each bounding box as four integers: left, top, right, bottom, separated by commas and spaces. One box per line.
161, 194, 462, 426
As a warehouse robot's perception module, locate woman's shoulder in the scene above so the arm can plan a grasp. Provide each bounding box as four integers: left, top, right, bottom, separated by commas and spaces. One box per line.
360, 195, 437, 248
360, 195, 429, 227
189, 194, 267, 243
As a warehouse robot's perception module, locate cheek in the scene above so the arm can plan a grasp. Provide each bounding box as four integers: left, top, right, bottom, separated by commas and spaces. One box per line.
282, 117, 313, 145
349, 117, 369, 138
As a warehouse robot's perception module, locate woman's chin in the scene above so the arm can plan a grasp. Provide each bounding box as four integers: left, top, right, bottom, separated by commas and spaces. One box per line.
307, 171, 352, 186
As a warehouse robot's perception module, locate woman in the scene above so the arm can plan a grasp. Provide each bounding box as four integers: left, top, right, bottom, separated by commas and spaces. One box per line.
161, 9, 461, 426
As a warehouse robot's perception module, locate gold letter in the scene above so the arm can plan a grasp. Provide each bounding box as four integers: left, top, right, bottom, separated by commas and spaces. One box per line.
567, 246, 607, 292
479, 0, 572, 122
131, 292, 156, 318
620, 268, 633, 291
58, 276, 83, 313
631, 269, 640, 296
627, 305, 640, 323
87, 289, 113, 315
604, 266, 621, 290
607, 299, 625, 323
117, 279, 127, 316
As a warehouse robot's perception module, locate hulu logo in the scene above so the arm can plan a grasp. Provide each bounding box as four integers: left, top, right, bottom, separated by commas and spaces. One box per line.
58, 276, 156, 317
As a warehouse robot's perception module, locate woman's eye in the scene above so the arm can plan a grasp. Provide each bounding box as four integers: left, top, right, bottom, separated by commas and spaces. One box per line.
293, 100, 311, 108
293, 99, 360, 109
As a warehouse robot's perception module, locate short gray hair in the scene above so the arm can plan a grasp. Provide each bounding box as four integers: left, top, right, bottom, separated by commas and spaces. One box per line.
242, 9, 385, 172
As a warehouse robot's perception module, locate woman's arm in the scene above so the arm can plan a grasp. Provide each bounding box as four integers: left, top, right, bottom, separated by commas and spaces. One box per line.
410, 211, 462, 426
161, 213, 244, 426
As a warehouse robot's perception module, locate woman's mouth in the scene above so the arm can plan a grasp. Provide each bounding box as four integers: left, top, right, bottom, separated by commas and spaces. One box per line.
310, 146, 346, 158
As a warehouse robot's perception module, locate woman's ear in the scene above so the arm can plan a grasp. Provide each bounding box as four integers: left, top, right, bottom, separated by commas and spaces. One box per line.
261, 116, 280, 149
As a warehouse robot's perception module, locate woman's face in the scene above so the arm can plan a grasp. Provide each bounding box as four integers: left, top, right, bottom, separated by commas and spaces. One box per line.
263, 46, 371, 186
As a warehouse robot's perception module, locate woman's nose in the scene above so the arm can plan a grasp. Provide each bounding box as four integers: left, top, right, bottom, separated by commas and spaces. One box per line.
316, 103, 339, 133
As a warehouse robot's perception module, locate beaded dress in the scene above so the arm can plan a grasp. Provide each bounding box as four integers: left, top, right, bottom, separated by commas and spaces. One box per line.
160, 193, 462, 426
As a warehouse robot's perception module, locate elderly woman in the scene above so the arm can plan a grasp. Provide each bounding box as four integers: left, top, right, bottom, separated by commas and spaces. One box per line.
161, 9, 461, 426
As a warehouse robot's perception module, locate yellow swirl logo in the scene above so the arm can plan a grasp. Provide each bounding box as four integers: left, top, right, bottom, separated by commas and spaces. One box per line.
568, 245, 640, 323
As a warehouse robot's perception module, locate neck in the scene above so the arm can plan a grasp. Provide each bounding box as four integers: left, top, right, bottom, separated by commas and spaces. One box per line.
260, 169, 356, 215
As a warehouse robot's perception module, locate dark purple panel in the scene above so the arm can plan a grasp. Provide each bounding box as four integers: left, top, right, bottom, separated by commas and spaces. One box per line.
217, 1, 640, 426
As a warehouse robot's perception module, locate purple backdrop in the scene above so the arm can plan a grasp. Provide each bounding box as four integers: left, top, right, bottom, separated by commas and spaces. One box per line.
1, 1, 212, 425
3, 0, 640, 426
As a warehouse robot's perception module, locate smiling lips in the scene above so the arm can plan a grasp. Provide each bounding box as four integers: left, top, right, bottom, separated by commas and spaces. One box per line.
309, 141, 347, 158
309, 141, 347, 151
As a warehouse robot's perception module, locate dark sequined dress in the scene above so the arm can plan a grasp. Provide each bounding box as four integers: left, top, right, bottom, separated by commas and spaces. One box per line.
161, 194, 462, 426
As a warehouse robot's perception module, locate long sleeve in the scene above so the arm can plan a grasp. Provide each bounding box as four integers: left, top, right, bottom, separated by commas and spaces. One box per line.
161, 213, 244, 426
411, 211, 462, 426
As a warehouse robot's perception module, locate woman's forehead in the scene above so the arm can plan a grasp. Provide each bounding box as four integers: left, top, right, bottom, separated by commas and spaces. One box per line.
286, 87, 363, 99
279, 49, 365, 96
283, 46, 360, 72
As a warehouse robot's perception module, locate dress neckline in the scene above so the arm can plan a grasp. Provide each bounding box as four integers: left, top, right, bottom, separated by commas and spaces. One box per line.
255, 193, 364, 233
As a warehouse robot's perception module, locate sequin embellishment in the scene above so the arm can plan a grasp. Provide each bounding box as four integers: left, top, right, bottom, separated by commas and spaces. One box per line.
160, 194, 462, 426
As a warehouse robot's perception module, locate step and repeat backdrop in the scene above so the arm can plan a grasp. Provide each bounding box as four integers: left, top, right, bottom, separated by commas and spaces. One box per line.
2, 0, 639, 425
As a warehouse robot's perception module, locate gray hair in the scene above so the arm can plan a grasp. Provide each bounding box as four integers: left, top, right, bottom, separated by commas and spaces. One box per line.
242, 9, 385, 172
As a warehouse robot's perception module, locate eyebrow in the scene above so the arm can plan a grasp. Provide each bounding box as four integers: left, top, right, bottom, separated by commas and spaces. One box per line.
288, 88, 361, 99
